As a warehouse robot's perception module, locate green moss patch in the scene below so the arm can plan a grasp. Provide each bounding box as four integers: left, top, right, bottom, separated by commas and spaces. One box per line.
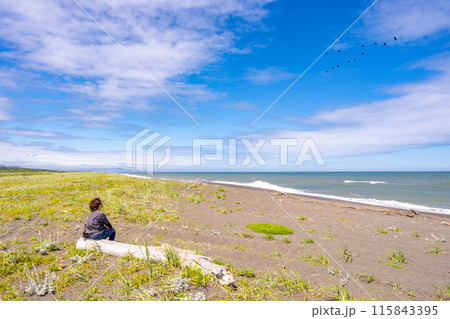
246, 223, 294, 235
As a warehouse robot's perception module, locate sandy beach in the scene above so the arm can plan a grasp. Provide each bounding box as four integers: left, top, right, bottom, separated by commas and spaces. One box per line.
115, 176, 450, 300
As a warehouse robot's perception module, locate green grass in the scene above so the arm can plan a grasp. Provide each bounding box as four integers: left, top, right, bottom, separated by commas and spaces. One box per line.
434, 284, 450, 301
376, 229, 388, 234
301, 251, 329, 266
246, 223, 294, 235
425, 243, 442, 254
385, 250, 408, 269
0, 171, 185, 224
299, 238, 315, 245
341, 246, 359, 263
357, 273, 374, 283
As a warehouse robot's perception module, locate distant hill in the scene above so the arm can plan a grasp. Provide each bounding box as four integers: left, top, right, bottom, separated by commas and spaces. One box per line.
0, 167, 62, 175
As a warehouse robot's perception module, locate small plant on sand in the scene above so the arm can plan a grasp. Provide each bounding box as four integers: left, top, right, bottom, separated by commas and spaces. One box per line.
327, 267, 341, 276
237, 268, 256, 278
385, 250, 408, 269
357, 273, 374, 283
21, 265, 57, 296
263, 234, 274, 241
434, 284, 450, 301
163, 246, 181, 268
412, 233, 420, 238
296, 215, 307, 221
234, 232, 253, 239
282, 237, 291, 244
33, 236, 59, 255
403, 290, 416, 298
299, 238, 315, 245
246, 223, 294, 235
341, 246, 359, 263
426, 243, 442, 254
301, 251, 329, 266
182, 266, 212, 287
376, 229, 388, 234
331, 274, 354, 301
388, 226, 402, 232
234, 244, 246, 252
426, 234, 446, 254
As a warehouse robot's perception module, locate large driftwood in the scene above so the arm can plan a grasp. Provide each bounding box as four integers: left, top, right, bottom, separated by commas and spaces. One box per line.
76, 237, 234, 285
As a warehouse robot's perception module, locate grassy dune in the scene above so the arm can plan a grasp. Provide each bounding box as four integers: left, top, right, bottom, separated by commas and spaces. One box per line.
0, 171, 334, 301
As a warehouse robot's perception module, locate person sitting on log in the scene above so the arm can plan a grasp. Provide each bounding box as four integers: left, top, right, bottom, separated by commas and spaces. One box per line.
82, 197, 116, 241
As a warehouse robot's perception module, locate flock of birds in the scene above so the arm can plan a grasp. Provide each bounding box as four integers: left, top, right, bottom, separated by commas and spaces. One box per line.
324, 37, 398, 73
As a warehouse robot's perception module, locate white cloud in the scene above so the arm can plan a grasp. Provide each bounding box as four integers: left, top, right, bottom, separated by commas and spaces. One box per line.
0, 128, 64, 138
0, 95, 12, 121
245, 67, 295, 85
363, 0, 450, 42
0, 141, 124, 170
267, 53, 450, 158
0, 0, 274, 105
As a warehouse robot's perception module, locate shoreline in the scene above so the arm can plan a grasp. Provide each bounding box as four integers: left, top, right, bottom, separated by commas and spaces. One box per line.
119, 173, 450, 219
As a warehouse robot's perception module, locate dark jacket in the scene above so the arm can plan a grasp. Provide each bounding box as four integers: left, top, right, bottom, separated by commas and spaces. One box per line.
83, 210, 113, 238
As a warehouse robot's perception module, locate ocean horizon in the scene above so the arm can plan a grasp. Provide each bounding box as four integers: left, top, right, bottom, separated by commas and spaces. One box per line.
121, 171, 450, 215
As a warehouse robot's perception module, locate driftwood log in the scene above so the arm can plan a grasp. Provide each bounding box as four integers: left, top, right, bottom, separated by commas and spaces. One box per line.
76, 237, 234, 285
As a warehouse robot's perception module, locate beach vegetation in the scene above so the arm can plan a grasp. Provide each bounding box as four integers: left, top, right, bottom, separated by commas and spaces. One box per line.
385, 250, 408, 269
357, 273, 374, 283
341, 246, 359, 263
282, 237, 291, 244
388, 226, 402, 232
376, 229, 388, 234
299, 238, 315, 245
425, 243, 442, 254
263, 234, 274, 241
412, 233, 420, 238
246, 223, 294, 235
323, 234, 333, 240
301, 251, 329, 266
265, 252, 287, 258
234, 231, 253, 239
236, 268, 256, 278
331, 284, 354, 301
186, 193, 205, 203
163, 247, 181, 268
234, 244, 246, 252
296, 215, 307, 221
182, 266, 212, 288
403, 290, 416, 298
434, 284, 450, 301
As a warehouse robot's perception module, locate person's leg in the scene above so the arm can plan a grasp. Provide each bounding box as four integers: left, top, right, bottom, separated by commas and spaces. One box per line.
91, 229, 115, 240
108, 229, 116, 241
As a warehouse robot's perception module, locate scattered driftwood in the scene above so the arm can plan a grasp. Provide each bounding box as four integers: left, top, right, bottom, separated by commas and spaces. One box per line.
441, 221, 450, 226
76, 237, 235, 285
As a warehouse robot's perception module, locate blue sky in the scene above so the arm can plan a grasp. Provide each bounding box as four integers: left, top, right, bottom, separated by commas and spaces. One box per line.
0, 0, 449, 171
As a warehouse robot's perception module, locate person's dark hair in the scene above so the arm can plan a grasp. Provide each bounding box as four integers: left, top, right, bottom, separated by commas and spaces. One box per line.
89, 197, 103, 212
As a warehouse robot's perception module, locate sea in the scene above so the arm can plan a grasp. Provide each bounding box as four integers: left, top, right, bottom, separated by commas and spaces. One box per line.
123, 172, 450, 215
